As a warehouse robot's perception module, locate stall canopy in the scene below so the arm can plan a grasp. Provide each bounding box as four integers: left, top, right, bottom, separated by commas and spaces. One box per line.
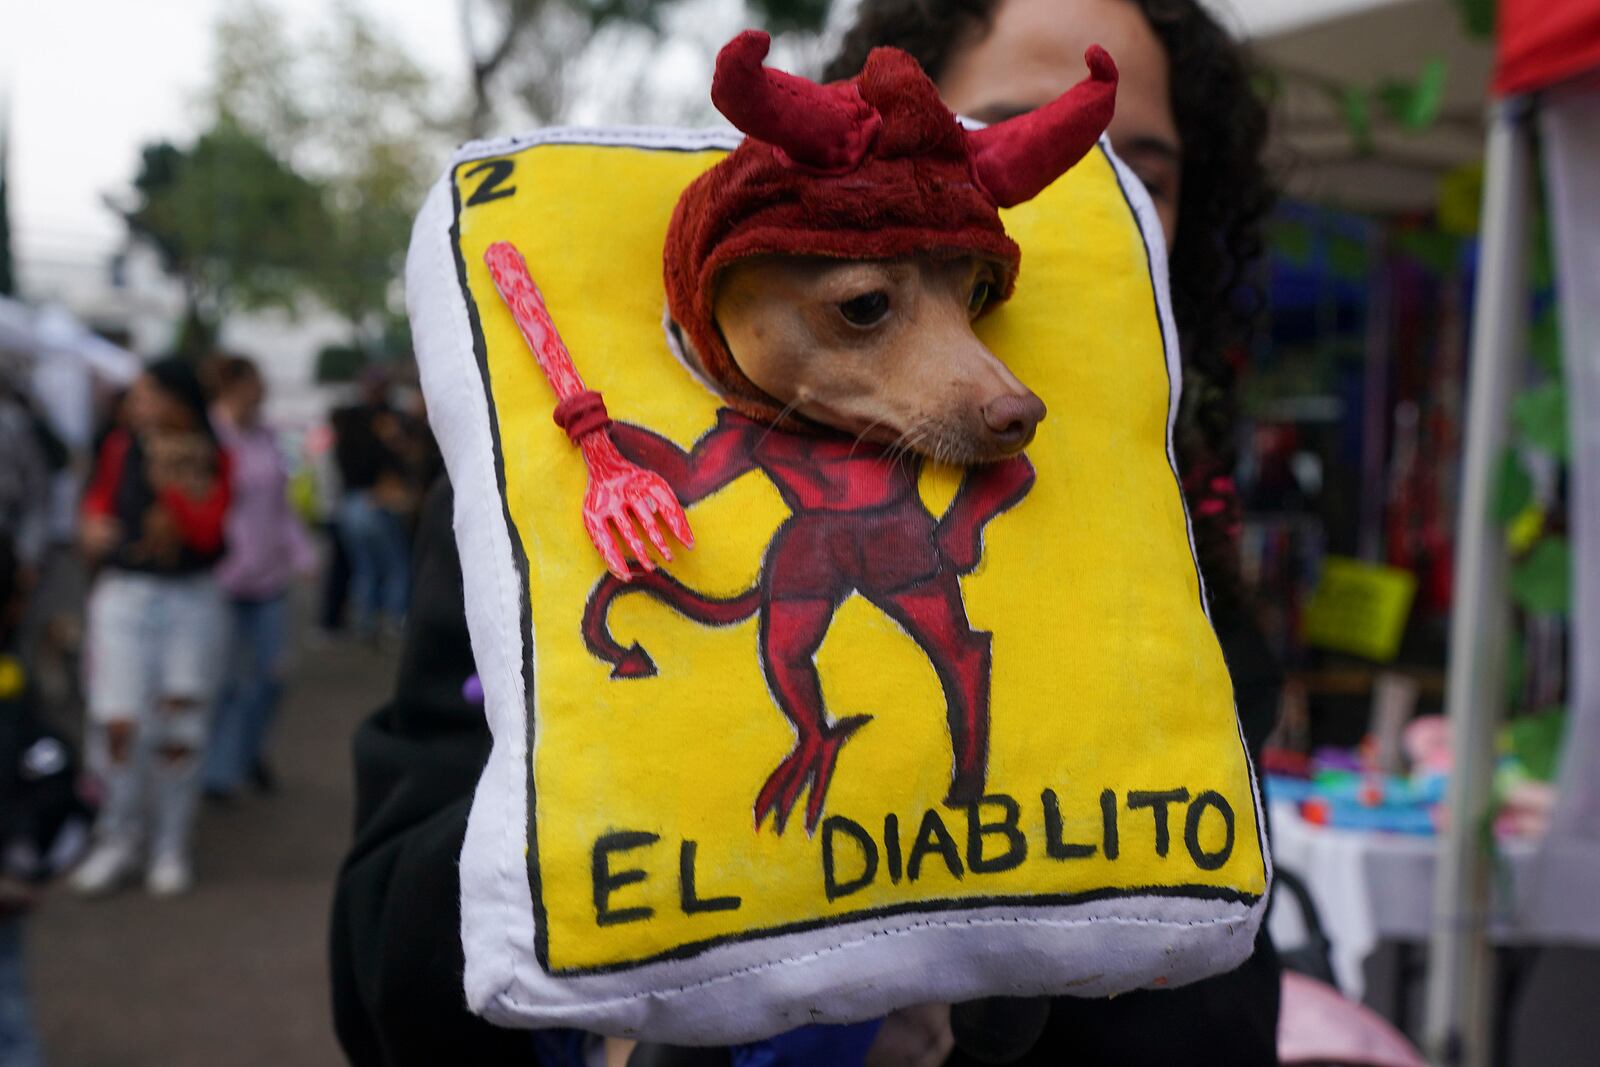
1493, 0, 1600, 95
1242, 0, 1493, 212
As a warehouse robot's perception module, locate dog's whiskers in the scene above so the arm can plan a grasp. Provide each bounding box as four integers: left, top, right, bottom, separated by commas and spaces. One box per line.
754, 397, 807, 451
882, 416, 935, 477
848, 417, 893, 462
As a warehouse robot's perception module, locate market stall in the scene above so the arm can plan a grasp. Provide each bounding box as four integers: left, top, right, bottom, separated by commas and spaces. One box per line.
1227, 0, 1598, 1063
1428, 1, 1600, 1063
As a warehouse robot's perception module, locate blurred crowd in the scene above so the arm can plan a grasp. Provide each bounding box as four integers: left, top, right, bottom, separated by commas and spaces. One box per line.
0, 347, 436, 1064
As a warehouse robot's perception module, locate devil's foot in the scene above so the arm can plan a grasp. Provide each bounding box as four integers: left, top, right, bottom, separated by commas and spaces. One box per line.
753, 715, 872, 835
944, 764, 987, 808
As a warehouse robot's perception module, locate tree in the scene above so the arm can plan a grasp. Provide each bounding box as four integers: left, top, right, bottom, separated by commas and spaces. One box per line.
119, 122, 328, 356
458, 0, 832, 136
208, 0, 447, 351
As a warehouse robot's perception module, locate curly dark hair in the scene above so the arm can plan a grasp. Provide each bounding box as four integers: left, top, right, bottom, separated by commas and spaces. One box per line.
826, 0, 1274, 620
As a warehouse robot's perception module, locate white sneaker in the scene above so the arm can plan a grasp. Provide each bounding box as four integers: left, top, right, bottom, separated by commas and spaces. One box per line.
145, 852, 195, 897
70, 838, 140, 897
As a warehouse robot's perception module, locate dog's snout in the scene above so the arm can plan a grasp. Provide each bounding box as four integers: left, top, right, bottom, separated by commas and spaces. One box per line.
982, 393, 1046, 452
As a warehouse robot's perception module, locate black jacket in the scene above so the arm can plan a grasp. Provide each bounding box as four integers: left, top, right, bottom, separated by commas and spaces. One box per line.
1, 666, 93, 892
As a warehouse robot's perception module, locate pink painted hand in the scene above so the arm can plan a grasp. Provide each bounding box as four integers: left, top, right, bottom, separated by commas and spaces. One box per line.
483, 241, 694, 580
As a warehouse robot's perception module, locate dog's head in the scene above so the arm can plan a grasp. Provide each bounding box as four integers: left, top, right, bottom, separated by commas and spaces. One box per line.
665, 31, 1117, 465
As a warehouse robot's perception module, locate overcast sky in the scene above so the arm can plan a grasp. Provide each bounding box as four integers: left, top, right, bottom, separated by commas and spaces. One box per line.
1, 0, 1331, 280
2, 1, 464, 273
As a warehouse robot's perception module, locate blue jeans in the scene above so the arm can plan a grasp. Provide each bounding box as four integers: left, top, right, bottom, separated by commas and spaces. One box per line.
204, 594, 291, 793
0, 916, 42, 1067
337, 492, 410, 634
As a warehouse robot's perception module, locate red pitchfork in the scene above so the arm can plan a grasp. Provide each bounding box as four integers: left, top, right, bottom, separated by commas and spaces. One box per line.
483, 241, 693, 580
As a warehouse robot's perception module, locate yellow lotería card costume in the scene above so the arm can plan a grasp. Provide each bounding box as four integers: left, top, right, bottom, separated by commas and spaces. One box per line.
407, 127, 1269, 1043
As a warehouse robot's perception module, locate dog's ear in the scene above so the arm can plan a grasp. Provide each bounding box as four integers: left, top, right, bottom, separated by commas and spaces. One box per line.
711, 29, 882, 173
966, 46, 1119, 208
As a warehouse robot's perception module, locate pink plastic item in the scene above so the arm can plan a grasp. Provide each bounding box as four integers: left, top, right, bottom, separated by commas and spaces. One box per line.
1402, 714, 1453, 774
1279, 972, 1428, 1067
483, 241, 694, 580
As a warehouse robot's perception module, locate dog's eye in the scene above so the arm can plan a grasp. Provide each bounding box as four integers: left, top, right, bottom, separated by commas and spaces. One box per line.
839, 291, 890, 327
969, 281, 993, 314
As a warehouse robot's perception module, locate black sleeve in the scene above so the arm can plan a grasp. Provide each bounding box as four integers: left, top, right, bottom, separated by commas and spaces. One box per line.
1213, 606, 1285, 764
329, 478, 533, 1066
946, 606, 1285, 1067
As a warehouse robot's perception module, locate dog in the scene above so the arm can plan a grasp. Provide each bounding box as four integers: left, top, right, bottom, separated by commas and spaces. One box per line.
710, 254, 1047, 464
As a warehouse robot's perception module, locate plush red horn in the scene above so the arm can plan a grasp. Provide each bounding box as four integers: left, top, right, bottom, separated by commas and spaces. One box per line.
967, 46, 1120, 207
711, 30, 882, 172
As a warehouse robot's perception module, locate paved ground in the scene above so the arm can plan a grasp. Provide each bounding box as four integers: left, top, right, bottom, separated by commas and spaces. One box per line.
27, 624, 393, 1067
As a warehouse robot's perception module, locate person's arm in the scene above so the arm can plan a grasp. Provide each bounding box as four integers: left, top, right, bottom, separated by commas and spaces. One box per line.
330, 478, 535, 1066
80, 431, 130, 559
82, 430, 129, 520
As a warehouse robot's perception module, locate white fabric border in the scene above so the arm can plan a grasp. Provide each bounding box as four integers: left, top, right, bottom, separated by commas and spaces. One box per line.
406, 125, 1268, 1043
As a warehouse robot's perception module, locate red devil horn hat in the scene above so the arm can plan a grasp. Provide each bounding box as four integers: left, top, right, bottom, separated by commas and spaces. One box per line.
664, 30, 1119, 423
712, 31, 883, 173
967, 45, 1119, 206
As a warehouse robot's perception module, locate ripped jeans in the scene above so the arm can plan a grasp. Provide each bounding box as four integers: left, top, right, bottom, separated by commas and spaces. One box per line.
84, 570, 225, 858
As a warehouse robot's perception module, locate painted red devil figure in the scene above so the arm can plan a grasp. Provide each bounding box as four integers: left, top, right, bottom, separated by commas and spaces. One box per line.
584, 415, 1035, 834
485, 32, 1117, 834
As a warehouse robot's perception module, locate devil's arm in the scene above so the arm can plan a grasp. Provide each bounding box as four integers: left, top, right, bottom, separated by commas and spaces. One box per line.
936, 455, 1036, 574
609, 409, 760, 506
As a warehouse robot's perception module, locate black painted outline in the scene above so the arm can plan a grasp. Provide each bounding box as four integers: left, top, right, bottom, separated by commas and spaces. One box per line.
449, 159, 554, 964
448, 139, 1266, 977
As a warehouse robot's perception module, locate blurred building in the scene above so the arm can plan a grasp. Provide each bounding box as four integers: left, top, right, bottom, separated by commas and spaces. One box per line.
16, 238, 351, 428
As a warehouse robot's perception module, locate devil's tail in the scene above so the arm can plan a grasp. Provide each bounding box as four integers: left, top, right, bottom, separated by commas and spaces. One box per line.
582, 570, 762, 679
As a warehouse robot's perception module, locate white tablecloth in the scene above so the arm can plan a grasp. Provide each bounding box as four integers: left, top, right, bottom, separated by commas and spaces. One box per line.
1267, 801, 1539, 997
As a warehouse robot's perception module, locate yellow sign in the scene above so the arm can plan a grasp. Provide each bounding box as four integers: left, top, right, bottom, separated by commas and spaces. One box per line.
1303, 556, 1418, 662
449, 138, 1266, 974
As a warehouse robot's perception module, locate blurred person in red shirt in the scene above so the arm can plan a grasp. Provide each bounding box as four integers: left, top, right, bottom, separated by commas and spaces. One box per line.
71, 357, 231, 898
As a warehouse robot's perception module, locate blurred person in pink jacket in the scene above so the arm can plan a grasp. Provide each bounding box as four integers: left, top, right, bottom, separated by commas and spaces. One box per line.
202, 357, 315, 801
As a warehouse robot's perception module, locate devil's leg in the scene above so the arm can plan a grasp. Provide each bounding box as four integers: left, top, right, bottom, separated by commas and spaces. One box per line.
754, 594, 869, 834
875, 576, 993, 806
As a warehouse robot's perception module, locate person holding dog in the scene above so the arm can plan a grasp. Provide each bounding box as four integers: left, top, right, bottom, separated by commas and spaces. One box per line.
824, 1, 1282, 1063
331, 2, 1279, 1064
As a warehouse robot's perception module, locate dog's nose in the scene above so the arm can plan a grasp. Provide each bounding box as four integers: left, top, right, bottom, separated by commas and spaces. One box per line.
982, 393, 1046, 452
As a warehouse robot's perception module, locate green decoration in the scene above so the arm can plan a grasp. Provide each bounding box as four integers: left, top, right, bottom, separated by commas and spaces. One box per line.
1453, 0, 1497, 39
1269, 219, 1315, 266
1504, 625, 1526, 708
1339, 87, 1373, 153
1378, 59, 1449, 131
1251, 69, 1283, 104
1405, 59, 1448, 129
1395, 230, 1459, 275
1510, 536, 1571, 617
1327, 234, 1369, 281
1492, 449, 1534, 523
1512, 380, 1569, 459
1530, 307, 1563, 375
1507, 707, 1567, 782
1531, 212, 1555, 291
